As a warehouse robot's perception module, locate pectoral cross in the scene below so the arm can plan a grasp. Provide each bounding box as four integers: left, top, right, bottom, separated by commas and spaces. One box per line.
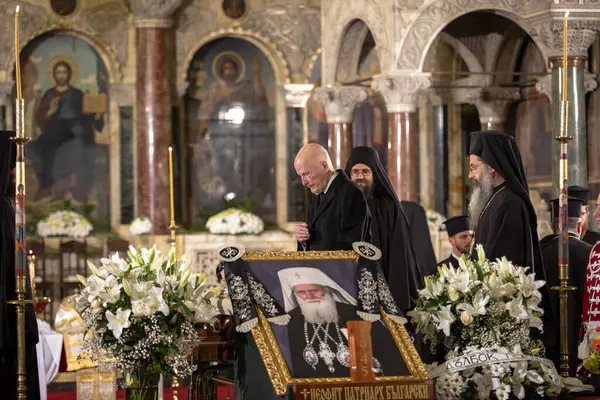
301, 389, 310, 399
294, 273, 301, 279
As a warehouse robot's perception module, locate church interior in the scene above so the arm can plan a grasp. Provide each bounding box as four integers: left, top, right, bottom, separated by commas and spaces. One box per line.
6, 0, 600, 398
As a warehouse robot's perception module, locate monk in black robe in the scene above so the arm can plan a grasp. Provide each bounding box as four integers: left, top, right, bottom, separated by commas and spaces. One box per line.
0, 131, 40, 399
437, 216, 472, 269
569, 185, 600, 246
541, 197, 591, 375
295, 143, 370, 251
467, 131, 544, 275
400, 201, 437, 277
344, 146, 423, 312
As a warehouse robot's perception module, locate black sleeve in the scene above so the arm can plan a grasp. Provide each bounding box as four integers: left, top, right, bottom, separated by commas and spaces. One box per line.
337, 186, 368, 250
484, 201, 527, 267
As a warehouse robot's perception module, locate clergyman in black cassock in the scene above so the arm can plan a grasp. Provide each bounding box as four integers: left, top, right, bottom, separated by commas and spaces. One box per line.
0, 131, 40, 399
437, 216, 472, 269
399, 201, 438, 277
541, 197, 591, 376
344, 146, 423, 312
468, 131, 544, 276
569, 185, 600, 246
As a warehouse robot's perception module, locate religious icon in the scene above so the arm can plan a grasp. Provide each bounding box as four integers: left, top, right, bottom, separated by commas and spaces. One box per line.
222, 0, 245, 19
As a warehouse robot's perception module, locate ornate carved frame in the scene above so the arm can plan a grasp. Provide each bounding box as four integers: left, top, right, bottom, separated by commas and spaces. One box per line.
242, 250, 429, 397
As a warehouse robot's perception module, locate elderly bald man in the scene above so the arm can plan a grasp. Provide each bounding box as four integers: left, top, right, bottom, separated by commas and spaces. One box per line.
294, 143, 370, 251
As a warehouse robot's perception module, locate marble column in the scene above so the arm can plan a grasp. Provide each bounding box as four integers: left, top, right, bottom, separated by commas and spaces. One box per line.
372, 73, 431, 202
536, 65, 599, 195
131, 0, 182, 234
283, 83, 314, 223
458, 87, 520, 132
312, 86, 367, 169
0, 82, 14, 130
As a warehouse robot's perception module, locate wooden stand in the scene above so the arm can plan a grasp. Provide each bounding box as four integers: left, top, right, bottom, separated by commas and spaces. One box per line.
348, 320, 375, 382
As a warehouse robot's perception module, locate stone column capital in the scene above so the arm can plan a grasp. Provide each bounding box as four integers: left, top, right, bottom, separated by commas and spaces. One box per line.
371, 73, 431, 113
130, 0, 183, 28
312, 86, 367, 123
535, 72, 598, 103
460, 87, 520, 125
530, 16, 600, 58
283, 83, 315, 108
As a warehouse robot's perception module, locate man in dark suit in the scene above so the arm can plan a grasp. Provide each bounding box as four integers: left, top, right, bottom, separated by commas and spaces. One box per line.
437, 216, 472, 268
295, 143, 370, 250
541, 197, 592, 376
569, 185, 600, 246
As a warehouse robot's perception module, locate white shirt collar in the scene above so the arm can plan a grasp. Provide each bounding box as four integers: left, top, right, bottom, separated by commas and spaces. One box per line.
451, 252, 461, 261
323, 171, 338, 194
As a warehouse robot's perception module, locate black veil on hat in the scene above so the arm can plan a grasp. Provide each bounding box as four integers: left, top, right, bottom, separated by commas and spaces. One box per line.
345, 146, 399, 203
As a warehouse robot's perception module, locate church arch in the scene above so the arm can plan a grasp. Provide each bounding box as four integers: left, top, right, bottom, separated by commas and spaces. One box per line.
8, 28, 121, 83
335, 19, 372, 83
436, 32, 484, 73
396, 5, 548, 72
321, 0, 391, 85
181, 30, 290, 86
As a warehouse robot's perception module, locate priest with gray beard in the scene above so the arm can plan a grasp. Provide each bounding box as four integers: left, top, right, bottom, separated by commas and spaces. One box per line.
467, 131, 545, 279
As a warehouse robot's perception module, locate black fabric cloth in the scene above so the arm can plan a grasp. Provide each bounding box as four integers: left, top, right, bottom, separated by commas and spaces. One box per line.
568, 185, 590, 206
344, 146, 423, 312
0, 131, 40, 399
443, 216, 470, 237
583, 230, 600, 246
297, 170, 370, 251
469, 131, 544, 278
286, 302, 409, 378
400, 201, 438, 277
437, 254, 459, 269
540, 232, 591, 376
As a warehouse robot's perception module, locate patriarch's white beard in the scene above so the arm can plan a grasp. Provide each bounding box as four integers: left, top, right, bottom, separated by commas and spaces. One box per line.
297, 292, 339, 324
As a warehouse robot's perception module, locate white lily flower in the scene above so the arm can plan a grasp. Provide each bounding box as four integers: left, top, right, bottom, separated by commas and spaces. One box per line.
457, 290, 489, 319
518, 273, 545, 298
98, 275, 122, 305
434, 305, 455, 336
105, 308, 131, 339
506, 295, 528, 320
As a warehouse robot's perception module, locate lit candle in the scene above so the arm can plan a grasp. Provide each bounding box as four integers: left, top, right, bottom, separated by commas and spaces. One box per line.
14, 5, 21, 100
168, 147, 174, 222
563, 11, 569, 102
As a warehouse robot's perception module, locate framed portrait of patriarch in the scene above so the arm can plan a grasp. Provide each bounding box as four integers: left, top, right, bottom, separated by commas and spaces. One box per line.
218, 242, 430, 396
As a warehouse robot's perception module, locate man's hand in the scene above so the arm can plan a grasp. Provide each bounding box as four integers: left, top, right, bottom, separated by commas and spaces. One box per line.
48, 97, 60, 117
296, 223, 310, 242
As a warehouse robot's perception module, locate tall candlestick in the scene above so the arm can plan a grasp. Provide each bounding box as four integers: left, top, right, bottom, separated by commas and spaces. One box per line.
562, 11, 569, 102
168, 147, 175, 223
14, 5, 21, 100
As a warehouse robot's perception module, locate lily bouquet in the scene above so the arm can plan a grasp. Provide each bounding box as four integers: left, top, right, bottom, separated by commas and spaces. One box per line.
76, 246, 221, 393
206, 207, 264, 235
37, 210, 93, 238
408, 245, 565, 399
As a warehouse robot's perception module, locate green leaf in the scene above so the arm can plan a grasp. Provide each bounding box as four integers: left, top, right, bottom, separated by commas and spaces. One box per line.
77, 274, 88, 286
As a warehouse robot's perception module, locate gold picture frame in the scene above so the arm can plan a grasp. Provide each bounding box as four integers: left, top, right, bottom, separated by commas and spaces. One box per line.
238, 250, 430, 397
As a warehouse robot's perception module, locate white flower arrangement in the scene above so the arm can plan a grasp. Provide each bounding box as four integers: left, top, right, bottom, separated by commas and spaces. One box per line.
37, 210, 93, 238
76, 246, 222, 382
425, 208, 446, 229
407, 245, 569, 399
129, 216, 152, 236
206, 207, 264, 235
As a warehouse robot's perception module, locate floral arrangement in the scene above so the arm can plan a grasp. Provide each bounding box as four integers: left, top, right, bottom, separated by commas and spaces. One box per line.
582, 328, 600, 374
425, 208, 446, 230
37, 210, 93, 238
129, 216, 152, 236
407, 245, 566, 399
205, 207, 264, 235
76, 246, 221, 393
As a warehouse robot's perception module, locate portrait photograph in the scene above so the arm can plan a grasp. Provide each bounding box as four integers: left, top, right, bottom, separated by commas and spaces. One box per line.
228, 251, 426, 387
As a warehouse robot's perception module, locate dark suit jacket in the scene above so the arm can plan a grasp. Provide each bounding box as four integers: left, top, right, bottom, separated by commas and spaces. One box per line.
298, 171, 370, 251
437, 254, 459, 269
583, 230, 600, 246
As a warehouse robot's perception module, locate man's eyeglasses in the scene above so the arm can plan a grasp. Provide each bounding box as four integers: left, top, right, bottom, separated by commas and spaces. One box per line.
469, 163, 483, 173
351, 170, 372, 178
